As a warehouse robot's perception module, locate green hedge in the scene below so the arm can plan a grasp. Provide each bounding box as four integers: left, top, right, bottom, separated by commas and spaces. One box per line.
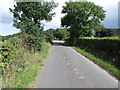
76, 38, 120, 68
0, 41, 16, 68
77, 38, 120, 55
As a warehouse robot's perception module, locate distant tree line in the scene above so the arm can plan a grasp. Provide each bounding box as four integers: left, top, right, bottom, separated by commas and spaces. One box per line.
45, 28, 69, 42
95, 28, 120, 37
0, 33, 21, 42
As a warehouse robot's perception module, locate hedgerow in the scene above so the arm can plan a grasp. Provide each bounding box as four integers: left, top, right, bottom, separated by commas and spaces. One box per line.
1, 34, 51, 88
76, 38, 120, 55
0, 41, 16, 68
75, 38, 120, 69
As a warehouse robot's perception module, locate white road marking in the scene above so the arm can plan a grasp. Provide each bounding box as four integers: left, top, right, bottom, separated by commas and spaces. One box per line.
78, 77, 84, 79
76, 72, 79, 75
66, 63, 70, 65
64, 57, 66, 59
74, 68, 77, 71
64, 61, 66, 63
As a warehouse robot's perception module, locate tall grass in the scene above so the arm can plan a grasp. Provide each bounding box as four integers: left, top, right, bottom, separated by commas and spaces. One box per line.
2, 35, 51, 88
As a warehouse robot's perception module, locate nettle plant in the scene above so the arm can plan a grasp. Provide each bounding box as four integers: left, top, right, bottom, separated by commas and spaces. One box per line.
0, 41, 15, 68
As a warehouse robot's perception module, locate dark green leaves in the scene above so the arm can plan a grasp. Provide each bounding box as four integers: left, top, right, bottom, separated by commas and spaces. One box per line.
61, 2, 106, 44
10, 1, 58, 28
9, 1, 58, 51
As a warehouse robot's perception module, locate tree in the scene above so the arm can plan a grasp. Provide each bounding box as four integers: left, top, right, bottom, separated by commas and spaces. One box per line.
9, 1, 58, 51
46, 28, 56, 36
55, 28, 69, 40
44, 29, 56, 43
9, 1, 58, 33
61, 2, 106, 44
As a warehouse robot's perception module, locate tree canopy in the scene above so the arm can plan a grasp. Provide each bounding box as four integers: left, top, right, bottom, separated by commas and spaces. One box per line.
61, 1, 106, 43
10, 1, 58, 33
9, 1, 58, 51
55, 28, 69, 40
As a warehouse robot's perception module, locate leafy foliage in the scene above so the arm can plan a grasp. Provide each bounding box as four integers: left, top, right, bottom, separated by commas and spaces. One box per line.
1, 34, 51, 88
73, 46, 120, 80
105, 28, 120, 38
44, 30, 54, 43
1, 1, 58, 88
9, 1, 58, 51
61, 2, 106, 44
0, 41, 15, 68
55, 28, 69, 40
77, 38, 120, 55
75, 38, 120, 68
95, 30, 113, 37
44, 28, 69, 41
9, 1, 58, 30
94, 28, 120, 38
0, 33, 20, 42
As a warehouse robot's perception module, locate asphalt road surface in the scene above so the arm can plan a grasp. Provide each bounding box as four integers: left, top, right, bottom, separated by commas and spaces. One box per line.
35, 41, 118, 88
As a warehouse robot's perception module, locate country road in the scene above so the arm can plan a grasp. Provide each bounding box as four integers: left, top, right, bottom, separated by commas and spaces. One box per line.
34, 41, 118, 88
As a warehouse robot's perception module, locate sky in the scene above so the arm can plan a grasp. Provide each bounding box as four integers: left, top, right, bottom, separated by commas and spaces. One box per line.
0, 0, 119, 36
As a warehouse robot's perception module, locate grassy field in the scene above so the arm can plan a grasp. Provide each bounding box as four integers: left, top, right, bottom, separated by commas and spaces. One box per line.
72, 47, 120, 80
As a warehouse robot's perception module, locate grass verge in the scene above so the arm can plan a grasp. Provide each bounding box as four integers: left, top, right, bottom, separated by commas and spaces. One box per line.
2, 42, 51, 88
72, 46, 120, 80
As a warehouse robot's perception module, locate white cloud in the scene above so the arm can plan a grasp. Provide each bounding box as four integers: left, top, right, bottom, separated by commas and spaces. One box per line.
0, 0, 15, 35
88, 0, 119, 5
0, 0, 14, 9
0, 0, 14, 15
43, 0, 67, 29
0, 0, 14, 23
0, 0, 119, 35
44, 0, 119, 29
0, 23, 20, 36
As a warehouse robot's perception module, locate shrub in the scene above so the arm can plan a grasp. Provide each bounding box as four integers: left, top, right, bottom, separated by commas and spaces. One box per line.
25, 33, 46, 51
44, 30, 54, 43
75, 38, 120, 68
0, 41, 16, 68
76, 38, 120, 55
55, 28, 69, 40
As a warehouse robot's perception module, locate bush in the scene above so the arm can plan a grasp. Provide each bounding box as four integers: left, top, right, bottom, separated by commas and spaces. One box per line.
0, 41, 16, 68
1, 33, 51, 88
55, 28, 69, 40
105, 28, 120, 37
75, 38, 120, 68
0, 33, 21, 42
44, 30, 54, 43
76, 38, 120, 55
95, 30, 113, 37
